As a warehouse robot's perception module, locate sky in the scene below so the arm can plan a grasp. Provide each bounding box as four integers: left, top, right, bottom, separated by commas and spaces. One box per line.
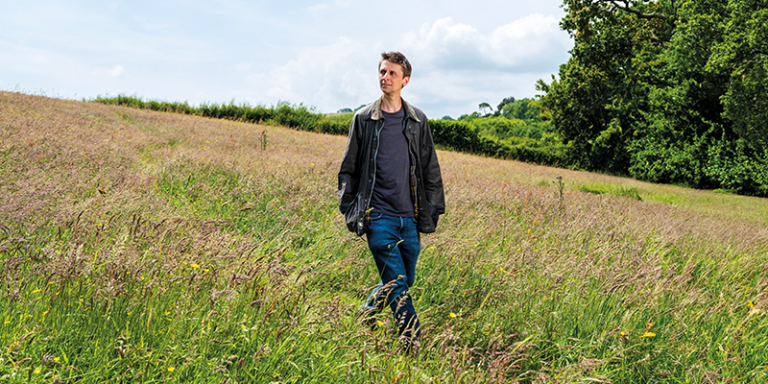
0, 1, 573, 119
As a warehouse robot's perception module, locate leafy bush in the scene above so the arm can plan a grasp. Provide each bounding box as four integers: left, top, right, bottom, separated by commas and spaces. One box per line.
272, 102, 319, 129
429, 120, 567, 166
316, 113, 353, 135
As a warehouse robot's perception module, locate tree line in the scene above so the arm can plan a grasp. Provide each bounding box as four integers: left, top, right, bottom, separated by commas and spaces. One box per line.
538, 0, 768, 196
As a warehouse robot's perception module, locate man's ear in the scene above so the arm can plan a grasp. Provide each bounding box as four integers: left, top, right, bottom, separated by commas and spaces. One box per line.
402, 76, 410, 87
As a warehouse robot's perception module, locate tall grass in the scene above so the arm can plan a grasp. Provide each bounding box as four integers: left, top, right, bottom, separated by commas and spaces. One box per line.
2, 91, 768, 383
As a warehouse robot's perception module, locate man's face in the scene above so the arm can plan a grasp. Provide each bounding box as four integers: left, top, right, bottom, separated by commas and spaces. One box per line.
379, 60, 409, 95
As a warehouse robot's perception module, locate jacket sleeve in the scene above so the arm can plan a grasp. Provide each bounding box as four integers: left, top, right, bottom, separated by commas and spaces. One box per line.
338, 113, 362, 214
420, 119, 446, 226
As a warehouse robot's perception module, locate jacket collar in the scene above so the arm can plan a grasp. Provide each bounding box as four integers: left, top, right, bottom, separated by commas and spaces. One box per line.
371, 97, 421, 123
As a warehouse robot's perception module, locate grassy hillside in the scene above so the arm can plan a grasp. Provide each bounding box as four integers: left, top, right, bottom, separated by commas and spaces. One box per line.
1, 91, 767, 383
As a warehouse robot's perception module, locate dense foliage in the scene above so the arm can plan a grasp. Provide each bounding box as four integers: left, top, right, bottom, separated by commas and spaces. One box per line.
458, 98, 555, 141
542, 0, 768, 196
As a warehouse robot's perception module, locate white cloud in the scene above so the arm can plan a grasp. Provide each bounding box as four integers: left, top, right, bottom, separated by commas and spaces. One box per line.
233, 14, 570, 117
243, 37, 382, 111
401, 14, 569, 72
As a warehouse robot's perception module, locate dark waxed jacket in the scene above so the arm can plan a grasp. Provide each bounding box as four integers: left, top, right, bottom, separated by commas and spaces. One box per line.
338, 97, 445, 236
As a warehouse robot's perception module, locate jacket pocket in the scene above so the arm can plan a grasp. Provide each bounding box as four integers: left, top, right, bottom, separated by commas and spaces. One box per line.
344, 198, 359, 233
344, 196, 369, 236
417, 202, 437, 233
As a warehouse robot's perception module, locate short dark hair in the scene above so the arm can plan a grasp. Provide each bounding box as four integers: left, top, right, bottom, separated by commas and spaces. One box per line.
379, 51, 412, 78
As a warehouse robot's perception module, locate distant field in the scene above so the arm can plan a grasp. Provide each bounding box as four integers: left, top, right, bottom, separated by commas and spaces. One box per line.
2, 91, 767, 383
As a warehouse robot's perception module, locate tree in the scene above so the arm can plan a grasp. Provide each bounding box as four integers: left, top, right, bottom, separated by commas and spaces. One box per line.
542, 0, 674, 172
458, 112, 482, 121
478, 102, 493, 117
495, 97, 515, 116
708, 0, 768, 149
540, 0, 768, 195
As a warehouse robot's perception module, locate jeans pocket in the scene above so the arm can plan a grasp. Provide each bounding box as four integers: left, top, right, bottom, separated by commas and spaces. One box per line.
368, 212, 384, 221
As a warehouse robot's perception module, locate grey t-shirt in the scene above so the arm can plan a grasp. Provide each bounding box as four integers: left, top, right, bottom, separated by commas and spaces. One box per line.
369, 108, 414, 217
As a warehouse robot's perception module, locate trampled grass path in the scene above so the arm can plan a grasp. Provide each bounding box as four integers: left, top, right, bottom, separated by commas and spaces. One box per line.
1, 91, 767, 383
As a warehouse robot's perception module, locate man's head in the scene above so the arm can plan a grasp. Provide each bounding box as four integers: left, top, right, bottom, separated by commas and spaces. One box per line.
379, 52, 412, 78
379, 51, 411, 96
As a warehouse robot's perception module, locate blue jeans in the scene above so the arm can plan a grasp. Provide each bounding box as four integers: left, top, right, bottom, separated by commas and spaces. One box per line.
366, 213, 421, 338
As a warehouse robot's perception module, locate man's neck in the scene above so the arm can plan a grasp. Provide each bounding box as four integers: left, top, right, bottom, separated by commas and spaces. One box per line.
380, 93, 402, 113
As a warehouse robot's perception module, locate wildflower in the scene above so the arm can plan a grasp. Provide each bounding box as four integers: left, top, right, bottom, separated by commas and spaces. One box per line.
376, 321, 384, 327
168, 367, 175, 372
310, 163, 315, 166
202, 268, 210, 273
191, 263, 200, 269
54, 357, 60, 363
640, 332, 656, 338
449, 312, 457, 318
748, 300, 755, 309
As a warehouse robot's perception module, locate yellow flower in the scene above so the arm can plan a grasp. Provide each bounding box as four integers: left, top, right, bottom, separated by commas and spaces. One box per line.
376, 321, 384, 327
640, 332, 656, 338
449, 312, 457, 318
202, 268, 210, 273
54, 357, 60, 363
168, 367, 175, 372
191, 263, 200, 269
620, 331, 626, 336
748, 300, 755, 309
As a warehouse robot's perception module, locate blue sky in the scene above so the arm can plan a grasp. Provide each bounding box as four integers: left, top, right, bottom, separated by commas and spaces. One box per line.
0, 1, 572, 119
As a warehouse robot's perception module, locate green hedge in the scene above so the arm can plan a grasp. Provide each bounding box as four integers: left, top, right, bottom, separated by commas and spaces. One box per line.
92, 95, 566, 167
429, 119, 567, 166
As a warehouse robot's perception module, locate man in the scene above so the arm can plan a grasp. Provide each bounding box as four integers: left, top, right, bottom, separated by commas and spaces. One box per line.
338, 51, 445, 341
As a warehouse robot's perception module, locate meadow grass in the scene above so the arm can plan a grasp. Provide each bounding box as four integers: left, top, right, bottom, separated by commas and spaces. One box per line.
1, 91, 768, 383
